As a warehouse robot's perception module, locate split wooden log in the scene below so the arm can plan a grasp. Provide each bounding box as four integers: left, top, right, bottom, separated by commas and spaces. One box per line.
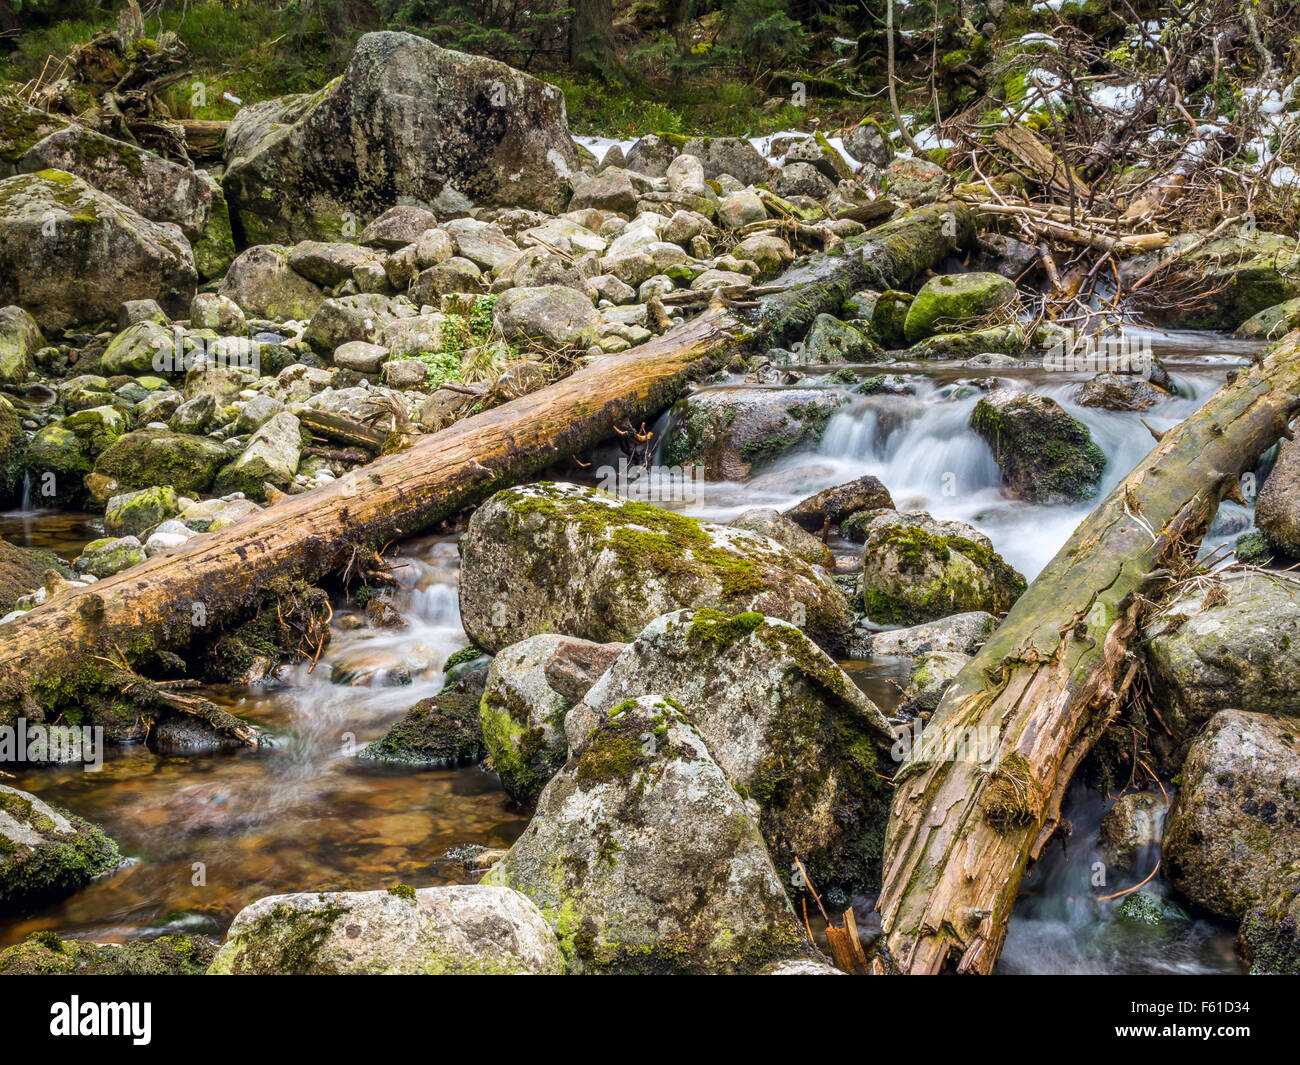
0, 202, 971, 724
877, 328, 1300, 975
298, 409, 389, 453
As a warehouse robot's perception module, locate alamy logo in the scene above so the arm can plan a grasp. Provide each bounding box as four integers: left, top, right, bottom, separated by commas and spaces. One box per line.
596, 458, 707, 505
50, 997, 151, 1045
1043, 327, 1153, 378
152, 327, 262, 375
0, 719, 103, 770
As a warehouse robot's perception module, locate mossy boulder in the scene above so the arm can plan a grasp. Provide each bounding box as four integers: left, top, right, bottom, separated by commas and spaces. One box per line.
100, 319, 176, 376
0, 92, 68, 177
1162, 709, 1300, 918
482, 694, 809, 972
218, 244, 326, 322
76, 535, 147, 578
1075, 372, 1168, 412
0, 783, 121, 912
907, 323, 1027, 359
19, 124, 218, 251
1256, 437, 1300, 559
26, 405, 128, 507
458, 482, 854, 655
358, 692, 483, 767
0, 931, 217, 975
479, 634, 624, 804
92, 428, 230, 495
1236, 295, 1300, 340
0, 394, 24, 506
860, 510, 1026, 625
1143, 572, 1300, 764
1122, 230, 1300, 330
104, 484, 181, 538
970, 389, 1105, 503
212, 411, 302, 499
1240, 885, 1300, 974
0, 169, 196, 331
222, 32, 578, 243
801, 313, 884, 363
569, 610, 895, 896
728, 508, 834, 569
0, 304, 42, 384
661, 387, 842, 480
903, 272, 1018, 343
207, 885, 565, 974
0, 539, 69, 614
869, 289, 913, 347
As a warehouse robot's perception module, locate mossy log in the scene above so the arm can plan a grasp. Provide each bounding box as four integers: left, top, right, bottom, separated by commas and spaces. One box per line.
0, 202, 969, 725
877, 330, 1300, 974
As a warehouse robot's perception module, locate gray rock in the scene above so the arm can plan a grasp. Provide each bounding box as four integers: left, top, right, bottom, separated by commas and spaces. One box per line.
443, 217, 520, 272
844, 120, 894, 168
783, 475, 895, 532
213, 410, 301, 497
569, 168, 638, 215
1144, 572, 1300, 761
0, 783, 120, 910
774, 161, 836, 200
682, 135, 771, 185
304, 293, 408, 353
803, 313, 882, 363
0, 305, 43, 385
1256, 437, 1300, 558
1100, 791, 1167, 872
223, 32, 577, 242
482, 694, 807, 972
219, 244, 325, 322
190, 292, 247, 335
661, 387, 841, 480
1163, 709, 1300, 918
208, 884, 565, 974
492, 284, 600, 349
570, 610, 894, 893
861, 611, 997, 658
288, 240, 379, 285
0, 170, 196, 331
332, 340, 389, 373
359, 205, 438, 250
860, 510, 1026, 625
458, 482, 853, 654
728, 508, 834, 569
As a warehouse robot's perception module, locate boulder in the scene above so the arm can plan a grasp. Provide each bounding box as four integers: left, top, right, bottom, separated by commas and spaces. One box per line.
783, 475, 895, 532
19, 125, 217, 247
223, 32, 578, 243
1163, 710, 1300, 918
773, 161, 836, 200
304, 293, 407, 353
1237, 295, 1300, 340
970, 389, 1106, 503
479, 634, 624, 803
856, 610, 996, 658
359, 205, 439, 250
1075, 372, 1167, 412
459, 482, 853, 653
92, 429, 230, 495
213, 411, 302, 498
0, 395, 23, 506
1144, 572, 1300, 761
208, 884, 565, 974
482, 694, 807, 972
844, 120, 894, 168
624, 134, 679, 176
0, 783, 120, 910
1240, 886, 1300, 974
444, 217, 520, 272
661, 387, 841, 480
570, 610, 895, 893
26, 406, 129, 507
1255, 436, 1300, 558
883, 155, 947, 205
860, 510, 1026, 625
104, 485, 181, 538
0, 169, 196, 331
728, 508, 834, 569
219, 244, 326, 322
569, 168, 638, 215
0, 932, 217, 975
903, 272, 1018, 343
190, 292, 246, 335
1121, 230, 1300, 330
0, 305, 42, 385
802, 313, 882, 363
76, 535, 147, 578
287, 240, 380, 286
359, 692, 483, 767
100, 319, 175, 376
1, 91, 68, 177
896, 649, 969, 715
681, 136, 771, 185
492, 284, 600, 350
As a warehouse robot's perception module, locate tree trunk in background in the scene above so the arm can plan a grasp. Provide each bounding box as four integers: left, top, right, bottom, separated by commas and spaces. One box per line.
570, 0, 623, 82
0, 202, 970, 726
877, 331, 1300, 974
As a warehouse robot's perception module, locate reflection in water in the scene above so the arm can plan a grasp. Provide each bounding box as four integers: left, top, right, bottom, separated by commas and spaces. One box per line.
0, 534, 530, 948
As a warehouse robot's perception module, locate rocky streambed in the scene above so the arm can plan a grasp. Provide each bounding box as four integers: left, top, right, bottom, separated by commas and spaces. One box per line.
3, 29, 1300, 976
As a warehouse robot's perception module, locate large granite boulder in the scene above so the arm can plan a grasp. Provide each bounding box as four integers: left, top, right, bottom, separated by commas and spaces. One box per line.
223, 32, 579, 243
0, 169, 196, 330
458, 482, 853, 654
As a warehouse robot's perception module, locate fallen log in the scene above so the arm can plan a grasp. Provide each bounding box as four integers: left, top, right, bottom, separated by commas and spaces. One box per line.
299, 409, 389, 453
0, 202, 971, 725
876, 328, 1300, 975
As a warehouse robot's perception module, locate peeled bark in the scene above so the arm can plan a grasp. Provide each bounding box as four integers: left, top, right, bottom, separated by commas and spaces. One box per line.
0, 202, 971, 725
877, 332, 1300, 974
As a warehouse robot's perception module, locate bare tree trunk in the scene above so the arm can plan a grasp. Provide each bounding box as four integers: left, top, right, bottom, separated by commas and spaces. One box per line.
0, 203, 971, 726
570, 0, 623, 83
877, 331, 1300, 974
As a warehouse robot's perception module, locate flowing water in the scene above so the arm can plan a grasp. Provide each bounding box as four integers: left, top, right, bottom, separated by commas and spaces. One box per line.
0, 329, 1259, 971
